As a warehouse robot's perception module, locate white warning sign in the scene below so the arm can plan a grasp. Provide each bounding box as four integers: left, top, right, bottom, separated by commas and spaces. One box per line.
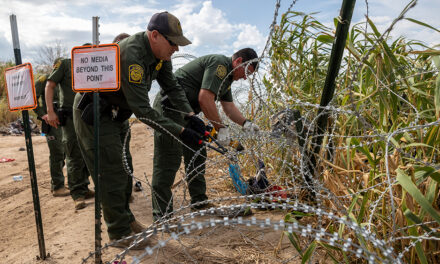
71, 44, 120, 92
4, 63, 37, 111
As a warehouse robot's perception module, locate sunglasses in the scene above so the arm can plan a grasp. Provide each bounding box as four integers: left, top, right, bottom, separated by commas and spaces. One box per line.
163, 35, 177, 47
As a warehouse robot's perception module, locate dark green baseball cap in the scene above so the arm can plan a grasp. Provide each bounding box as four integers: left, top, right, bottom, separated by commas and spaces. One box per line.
147, 11, 192, 46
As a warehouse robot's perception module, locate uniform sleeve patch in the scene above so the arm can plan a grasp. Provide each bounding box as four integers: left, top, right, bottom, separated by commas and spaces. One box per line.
215, 65, 227, 79
38, 75, 47, 82
129, 64, 143, 84
53, 60, 62, 70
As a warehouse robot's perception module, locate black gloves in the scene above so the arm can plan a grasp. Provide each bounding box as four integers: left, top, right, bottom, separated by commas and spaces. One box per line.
184, 115, 206, 135
180, 128, 203, 145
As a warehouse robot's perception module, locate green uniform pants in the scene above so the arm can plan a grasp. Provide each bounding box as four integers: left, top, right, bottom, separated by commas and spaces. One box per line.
151, 94, 207, 219
45, 126, 65, 191
73, 93, 134, 240
61, 115, 90, 200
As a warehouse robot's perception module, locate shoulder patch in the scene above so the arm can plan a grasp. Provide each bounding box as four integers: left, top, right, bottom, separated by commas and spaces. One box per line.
216, 65, 227, 79
38, 75, 47, 83
53, 60, 62, 70
129, 64, 143, 84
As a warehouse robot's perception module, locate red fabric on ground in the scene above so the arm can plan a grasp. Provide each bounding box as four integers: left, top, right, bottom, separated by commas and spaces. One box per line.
0, 157, 15, 163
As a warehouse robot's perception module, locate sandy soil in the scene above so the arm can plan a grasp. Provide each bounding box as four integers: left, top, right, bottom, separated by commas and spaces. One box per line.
0, 122, 301, 264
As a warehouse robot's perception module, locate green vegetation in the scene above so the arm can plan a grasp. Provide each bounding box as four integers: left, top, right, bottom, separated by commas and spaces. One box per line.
262, 11, 440, 263
0, 61, 21, 126
0, 61, 39, 126
0, 60, 14, 98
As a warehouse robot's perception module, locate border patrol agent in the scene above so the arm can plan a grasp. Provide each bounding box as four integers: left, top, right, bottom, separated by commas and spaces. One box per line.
33, 72, 68, 197
45, 57, 93, 210
152, 48, 260, 219
72, 11, 202, 249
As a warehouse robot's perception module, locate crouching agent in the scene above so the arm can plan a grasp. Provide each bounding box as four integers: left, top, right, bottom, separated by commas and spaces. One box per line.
151, 48, 260, 221
72, 11, 202, 250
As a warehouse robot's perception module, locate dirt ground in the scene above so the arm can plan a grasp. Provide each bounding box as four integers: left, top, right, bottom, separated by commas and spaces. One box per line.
0, 122, 299, 264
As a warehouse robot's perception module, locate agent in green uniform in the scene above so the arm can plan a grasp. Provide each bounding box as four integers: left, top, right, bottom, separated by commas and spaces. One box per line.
73, 12, 202, 249
33, 73, 68, 197
45, 56, 92, 210
152, 48, 260, 219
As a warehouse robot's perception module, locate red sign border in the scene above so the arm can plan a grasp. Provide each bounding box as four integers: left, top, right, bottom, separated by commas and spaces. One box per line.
71, 43, 120, 92
4, 62, 37, 112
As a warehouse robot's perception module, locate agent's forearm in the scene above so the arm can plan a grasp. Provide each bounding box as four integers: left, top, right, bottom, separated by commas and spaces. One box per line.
221, 101, 246, 126
45, 80, 56, 114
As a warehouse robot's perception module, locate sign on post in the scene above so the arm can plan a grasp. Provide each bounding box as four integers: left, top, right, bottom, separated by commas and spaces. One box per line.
71, 44, 120, 92
4, 63, 37, 111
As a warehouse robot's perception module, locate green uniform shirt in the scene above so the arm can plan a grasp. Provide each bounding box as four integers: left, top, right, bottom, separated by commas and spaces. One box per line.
106, 31, 193, 135
34, 74, 60, 117
48, 58, 74, 109
174, 54, 234, 114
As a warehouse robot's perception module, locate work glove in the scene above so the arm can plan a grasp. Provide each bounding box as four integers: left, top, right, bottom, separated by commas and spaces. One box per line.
243, 119, 260, 133
184, 115, 206, 135
217, 127, 230, 146
180, 127, 203, 146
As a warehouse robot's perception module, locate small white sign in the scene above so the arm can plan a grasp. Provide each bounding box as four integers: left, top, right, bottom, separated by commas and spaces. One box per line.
71, 44, 120, 92
4, 63, 36, 111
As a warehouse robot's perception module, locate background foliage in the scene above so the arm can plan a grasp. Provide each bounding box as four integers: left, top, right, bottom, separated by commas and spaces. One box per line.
261, 11, 440, 263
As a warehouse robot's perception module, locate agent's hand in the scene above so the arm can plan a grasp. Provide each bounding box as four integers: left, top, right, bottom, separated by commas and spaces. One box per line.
41, 114, 49, 123
243, 120, 259, 133
47, 110, 60, 128
217, 127, 230, 146
179, 127, 203, 145
185, 115, 206, 135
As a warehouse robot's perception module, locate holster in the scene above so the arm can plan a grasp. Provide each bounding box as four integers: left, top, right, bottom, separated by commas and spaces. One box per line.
53, 101, 59, 113
41, 121, 51, 134
79, 93, 111, 125
57, 108, 72, 127
36, 101, 59, 133
37, 115, 51, 134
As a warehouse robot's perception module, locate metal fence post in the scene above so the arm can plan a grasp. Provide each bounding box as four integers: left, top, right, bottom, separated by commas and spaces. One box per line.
92, 16, 102, 264
304, 0, 357, 197
9, 14, 47, 260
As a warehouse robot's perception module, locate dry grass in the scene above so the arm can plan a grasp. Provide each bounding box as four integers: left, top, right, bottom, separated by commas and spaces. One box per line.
0, 97, 21, 126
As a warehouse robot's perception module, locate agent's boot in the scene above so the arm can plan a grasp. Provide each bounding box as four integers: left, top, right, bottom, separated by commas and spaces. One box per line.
52, 187, 70, 197
74, 197, 86, 210
84, 189, 95, 199
191, 201, 216, 211
110, 232, 155, 250
130, 220, 147, 234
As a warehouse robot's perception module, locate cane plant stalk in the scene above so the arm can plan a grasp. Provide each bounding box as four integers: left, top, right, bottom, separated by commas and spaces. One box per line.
262, 9, 440, 263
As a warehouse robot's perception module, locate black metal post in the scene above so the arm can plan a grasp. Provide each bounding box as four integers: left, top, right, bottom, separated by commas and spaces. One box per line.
93, 91, 102, 264
305, 0, 357, 191
92, 16, 102, 264
9, 14, 47, 260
